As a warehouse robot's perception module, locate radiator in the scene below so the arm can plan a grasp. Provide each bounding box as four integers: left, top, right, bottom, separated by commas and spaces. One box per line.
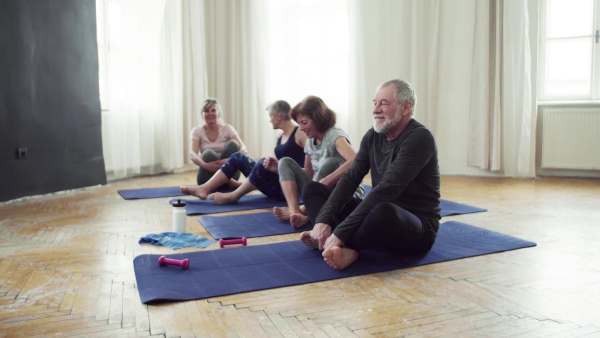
541, 108, 600, 170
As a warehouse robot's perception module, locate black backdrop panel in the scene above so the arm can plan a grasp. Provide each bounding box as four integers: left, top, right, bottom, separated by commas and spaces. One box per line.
0, 0, 106, 202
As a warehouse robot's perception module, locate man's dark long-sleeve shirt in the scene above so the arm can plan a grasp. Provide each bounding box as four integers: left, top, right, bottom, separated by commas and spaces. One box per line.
315, 119, 441, 244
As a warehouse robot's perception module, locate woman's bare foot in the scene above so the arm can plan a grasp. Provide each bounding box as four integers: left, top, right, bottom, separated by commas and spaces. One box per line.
322, 247, 359, 270
290, 213, 309, 228
273, 206, 291, 221
208, 192, 239, 205
300, 231, 318, 249
228, 179, 242, 189
180, 185, 209, 200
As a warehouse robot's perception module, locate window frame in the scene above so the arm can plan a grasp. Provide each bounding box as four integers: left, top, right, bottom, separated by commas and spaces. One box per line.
538, 0, 600, 102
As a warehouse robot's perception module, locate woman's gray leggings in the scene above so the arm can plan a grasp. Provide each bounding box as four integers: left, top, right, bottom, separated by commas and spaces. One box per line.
277, 156, 345, 191
196, 140, 240, 185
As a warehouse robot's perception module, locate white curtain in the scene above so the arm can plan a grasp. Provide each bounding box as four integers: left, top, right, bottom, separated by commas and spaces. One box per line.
348, 0, 442, 145
502, 1, 534, 176
182, 0, 209, 164
265, 0, 351, 139
349, 0, 536, 177
157, 1, 184, 171
102, 0, 271, 177
468, 0, 502, 171
467, 0, 535, 176
202, 0, 271, 160
183, 0, 353, 161
101, 0, 536, 178
102, 0, 186, 179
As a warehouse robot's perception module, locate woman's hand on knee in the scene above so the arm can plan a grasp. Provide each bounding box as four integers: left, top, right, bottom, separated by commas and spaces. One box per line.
263, 157, 278, 172
202, 160, 222, 172
318, 175, 336, 188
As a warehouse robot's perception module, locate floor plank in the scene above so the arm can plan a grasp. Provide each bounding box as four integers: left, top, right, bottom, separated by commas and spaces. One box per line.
1, 172, 599, 337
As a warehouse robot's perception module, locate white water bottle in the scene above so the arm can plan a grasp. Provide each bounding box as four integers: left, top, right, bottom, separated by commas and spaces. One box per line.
172, 199, 187, 234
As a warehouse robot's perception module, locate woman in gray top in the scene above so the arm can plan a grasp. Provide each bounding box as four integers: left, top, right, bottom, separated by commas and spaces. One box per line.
275, 96, 364, 228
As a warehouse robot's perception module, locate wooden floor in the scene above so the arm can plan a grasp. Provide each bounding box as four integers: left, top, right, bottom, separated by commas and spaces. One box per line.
1, 172, 599, 337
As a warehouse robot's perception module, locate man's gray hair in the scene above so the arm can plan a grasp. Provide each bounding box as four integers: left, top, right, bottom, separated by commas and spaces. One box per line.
377, 79, 417, 115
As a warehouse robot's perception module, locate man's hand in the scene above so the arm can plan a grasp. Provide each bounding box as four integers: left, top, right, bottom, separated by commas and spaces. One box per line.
323, 233, 344, 251
311, 223, 332, 250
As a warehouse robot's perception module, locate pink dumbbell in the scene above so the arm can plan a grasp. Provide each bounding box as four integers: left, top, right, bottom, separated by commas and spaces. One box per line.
219, 237, 247, 248
158, 255, 190, 270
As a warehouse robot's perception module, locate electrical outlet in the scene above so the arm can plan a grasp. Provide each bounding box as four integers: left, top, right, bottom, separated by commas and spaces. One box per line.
16, 147, 28, 159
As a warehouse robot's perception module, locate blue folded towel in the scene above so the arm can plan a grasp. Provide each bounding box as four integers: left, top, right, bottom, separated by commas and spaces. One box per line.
139, 232, 216, 250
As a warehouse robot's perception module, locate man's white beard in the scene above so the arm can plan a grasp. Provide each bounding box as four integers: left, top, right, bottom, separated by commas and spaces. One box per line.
373, 114, 402, 133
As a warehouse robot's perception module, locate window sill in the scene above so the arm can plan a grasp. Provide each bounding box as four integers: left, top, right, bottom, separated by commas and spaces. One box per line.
537, 100, 600, 107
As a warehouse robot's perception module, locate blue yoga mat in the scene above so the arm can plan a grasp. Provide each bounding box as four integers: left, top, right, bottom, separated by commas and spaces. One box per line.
198, 197, 486, 240
199, 212, 311, 239
118, 185, 234, 200
170, 195, 289, 215
178, 191, 485, 217
120, 184, 486, 219
133, 221, 536, 304
118, 186, 185, 200
439, 199, 486, 216
362, 185, 486, 216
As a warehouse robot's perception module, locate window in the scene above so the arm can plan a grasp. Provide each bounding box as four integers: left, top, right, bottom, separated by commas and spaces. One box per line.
95, 0, 162, 112
539, 0, 599, 101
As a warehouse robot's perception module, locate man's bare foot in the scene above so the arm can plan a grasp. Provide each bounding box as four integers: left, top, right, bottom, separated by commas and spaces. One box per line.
290, 213, 309, 228
208, 192, 239, 205
180, 185, 209, 200
322, 247, 359, 270
300, 231, 318, 249
273, 206, 291, 221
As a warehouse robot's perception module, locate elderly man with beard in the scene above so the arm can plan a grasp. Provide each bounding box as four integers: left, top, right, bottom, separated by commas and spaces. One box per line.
299, 79, 441, 270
